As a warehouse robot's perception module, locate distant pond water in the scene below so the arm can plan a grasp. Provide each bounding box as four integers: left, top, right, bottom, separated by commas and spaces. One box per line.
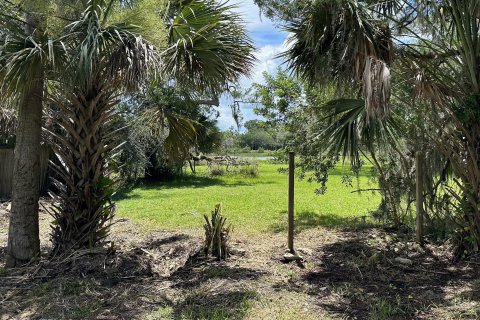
236, 155, 274, 161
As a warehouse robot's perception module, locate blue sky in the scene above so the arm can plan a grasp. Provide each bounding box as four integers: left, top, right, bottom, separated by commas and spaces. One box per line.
216, 0, 288, 131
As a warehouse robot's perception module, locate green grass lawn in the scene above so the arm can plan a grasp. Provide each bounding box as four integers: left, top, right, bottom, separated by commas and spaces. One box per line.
115, 163, 381, 234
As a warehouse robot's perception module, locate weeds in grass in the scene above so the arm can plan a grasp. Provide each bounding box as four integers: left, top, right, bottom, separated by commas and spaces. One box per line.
31, 282, 52, 297
179, 288, 259, 320
203, 266, 231, 278
208, 164, 226, 177
146, 305, 174, 320
239, 163, 259, 178
70, 301, 102, 320
285, 270, 299, 283
330, 283, 355, 298
370, 297, 403, 320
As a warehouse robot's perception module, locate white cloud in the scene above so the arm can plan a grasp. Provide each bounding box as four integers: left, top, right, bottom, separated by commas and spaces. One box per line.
213, 0, 290, 131
230, 0, 272, 30
216, 103, 238, 131
249, 42, 287, 84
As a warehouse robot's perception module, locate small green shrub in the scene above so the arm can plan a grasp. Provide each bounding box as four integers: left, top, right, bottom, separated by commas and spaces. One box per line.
239, 163, 259, 178
208, 164, 226, 177
257, 147, 265, 153
204, 204, 231, 260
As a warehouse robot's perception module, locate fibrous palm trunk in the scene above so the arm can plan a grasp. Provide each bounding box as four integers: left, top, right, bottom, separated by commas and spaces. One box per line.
47, 81, 118, 254
5, 14, 44, 268
457, 127, 480, 257
428, 102, 480, 258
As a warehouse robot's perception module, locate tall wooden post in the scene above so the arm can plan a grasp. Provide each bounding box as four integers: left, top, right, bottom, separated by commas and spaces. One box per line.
288, 151, 295, 253
416, 151, 424, 245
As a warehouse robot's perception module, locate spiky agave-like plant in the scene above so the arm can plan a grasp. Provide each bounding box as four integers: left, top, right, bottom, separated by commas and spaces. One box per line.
204, 204, 231, 260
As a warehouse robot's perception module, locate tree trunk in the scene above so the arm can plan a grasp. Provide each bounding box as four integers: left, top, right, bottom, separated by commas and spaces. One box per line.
416, 151, 424, 245
48, 83, 117, 254
5, 13, 44, 268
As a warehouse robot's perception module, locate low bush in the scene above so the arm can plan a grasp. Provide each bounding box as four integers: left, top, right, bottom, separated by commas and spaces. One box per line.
239, 163, 259, 178
240, 147, 251, 153
269, 149, 288, 164
208, 164, 226, 177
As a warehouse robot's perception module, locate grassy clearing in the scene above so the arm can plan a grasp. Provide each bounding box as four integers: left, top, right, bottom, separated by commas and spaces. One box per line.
115, 162, 381, 234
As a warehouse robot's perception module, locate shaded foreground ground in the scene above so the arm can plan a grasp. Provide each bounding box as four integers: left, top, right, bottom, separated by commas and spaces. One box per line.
1, 205, 480, 319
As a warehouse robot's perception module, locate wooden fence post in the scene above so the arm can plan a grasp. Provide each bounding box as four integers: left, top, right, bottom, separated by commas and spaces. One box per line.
288, 151, 295, 253
416, 151, 424, 245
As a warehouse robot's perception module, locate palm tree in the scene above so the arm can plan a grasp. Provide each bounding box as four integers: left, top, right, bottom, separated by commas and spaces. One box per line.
162, 0, 255, 96
0, 0, 52, 267
132, 0, 257, 177
44, 0, 161, 254
46, 0, 254, 254
283, 0, 395, 120
282, 0, 480, 254
281, 0, 404, 224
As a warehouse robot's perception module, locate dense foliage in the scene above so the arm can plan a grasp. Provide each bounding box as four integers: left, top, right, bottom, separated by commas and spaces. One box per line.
0, 0, 254, 261
250, 0, 480, 257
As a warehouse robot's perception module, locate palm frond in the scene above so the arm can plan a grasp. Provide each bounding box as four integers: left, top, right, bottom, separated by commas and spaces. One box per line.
0, 105, 16, 146
314, 98, 398, 167
61, 1, 160, 91
137, 105, 200, 161
283, 0, 394, 119
0, 2, 69, 100
164, 111, 199, 160
162, 0, 256, 94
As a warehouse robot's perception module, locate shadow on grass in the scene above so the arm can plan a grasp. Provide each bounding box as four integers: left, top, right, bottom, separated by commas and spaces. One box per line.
170, 260, 267, 289
299, 231, 480, 319
269, 210, 354, 233
0, 232, 263, 320
113, 174, 276, 201
172, 288, 258, 320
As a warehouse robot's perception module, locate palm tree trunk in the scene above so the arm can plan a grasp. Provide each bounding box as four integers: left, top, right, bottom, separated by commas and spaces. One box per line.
48, 83, 116, 254
5, 12, 44, 268
5, 74, 43, 267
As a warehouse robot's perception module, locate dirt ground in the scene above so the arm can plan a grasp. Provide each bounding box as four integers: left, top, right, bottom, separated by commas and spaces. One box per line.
0, 200, 479, 320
